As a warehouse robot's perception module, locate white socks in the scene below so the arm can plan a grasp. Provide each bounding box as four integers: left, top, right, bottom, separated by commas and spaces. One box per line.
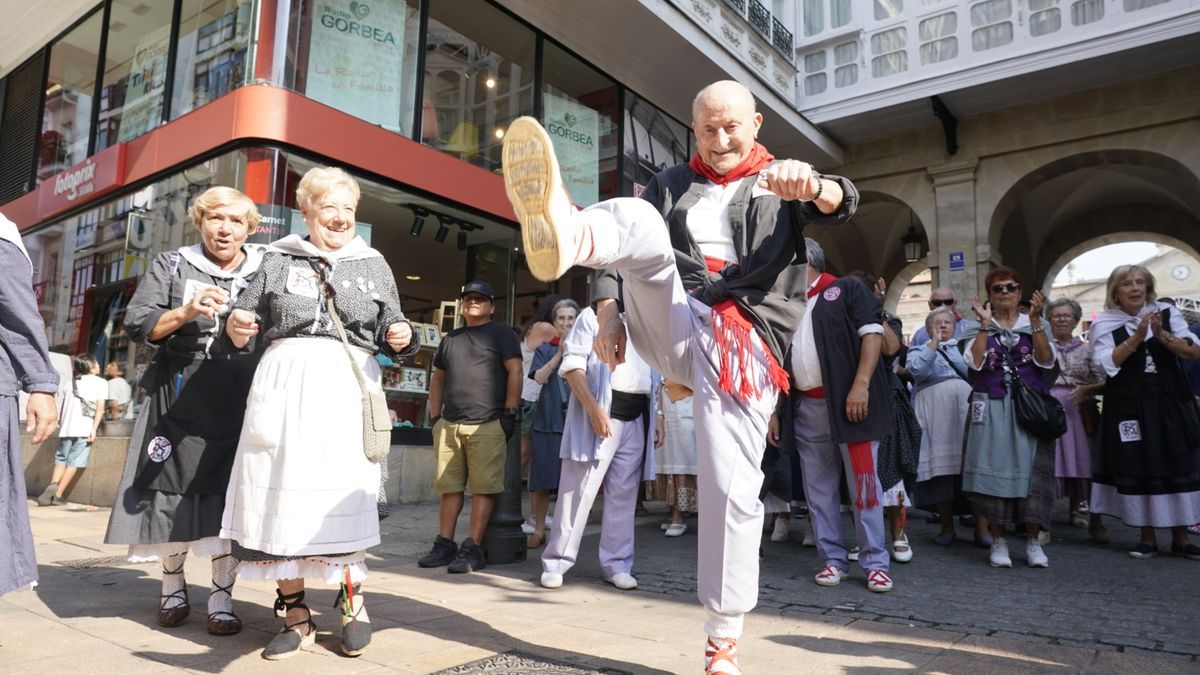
209, 553, 238, 617
161, 553, 187, 609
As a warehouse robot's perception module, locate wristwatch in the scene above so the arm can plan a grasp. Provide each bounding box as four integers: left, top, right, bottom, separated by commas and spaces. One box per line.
503, 406, 519, 417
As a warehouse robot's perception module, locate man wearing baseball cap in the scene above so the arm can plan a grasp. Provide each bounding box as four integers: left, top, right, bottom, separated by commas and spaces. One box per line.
419, 280, 523, 573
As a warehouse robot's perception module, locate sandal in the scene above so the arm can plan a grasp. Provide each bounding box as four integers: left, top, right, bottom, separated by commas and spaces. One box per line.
526, 532, 546, 549
157, 560, 189, 628
206, 554, 242, 636
262, 589, 316, 660
335, 575, 372, 657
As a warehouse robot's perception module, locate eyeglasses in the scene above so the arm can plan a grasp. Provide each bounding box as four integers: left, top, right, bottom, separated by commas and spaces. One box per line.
930, 298, 955, 307
990, 282, 1020, 295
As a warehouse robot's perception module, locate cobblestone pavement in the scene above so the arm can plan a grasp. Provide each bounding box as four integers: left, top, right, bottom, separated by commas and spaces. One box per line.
379, 498, 1200, 665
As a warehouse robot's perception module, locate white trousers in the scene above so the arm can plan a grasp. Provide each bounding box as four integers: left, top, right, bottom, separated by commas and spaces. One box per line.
541, 415, 645, 578
580, 199, 778, 639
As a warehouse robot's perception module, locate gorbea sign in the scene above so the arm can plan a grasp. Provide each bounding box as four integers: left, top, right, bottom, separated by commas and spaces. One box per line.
543, 93, 601, 207
37, 143, 127, 219
306, 0, 408, 132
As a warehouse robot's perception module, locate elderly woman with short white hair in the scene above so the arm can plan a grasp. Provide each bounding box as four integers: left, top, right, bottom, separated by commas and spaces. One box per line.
222, 166, 418, 659
105, 186, 265, 636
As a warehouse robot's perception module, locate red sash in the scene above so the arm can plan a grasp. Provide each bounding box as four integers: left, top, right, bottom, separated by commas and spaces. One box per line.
703, 257, 791, 401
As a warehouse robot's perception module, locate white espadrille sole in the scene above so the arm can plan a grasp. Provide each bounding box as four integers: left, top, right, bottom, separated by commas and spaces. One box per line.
502, 117, 572, 282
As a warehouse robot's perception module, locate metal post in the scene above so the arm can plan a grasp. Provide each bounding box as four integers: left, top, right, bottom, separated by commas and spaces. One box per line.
482, 429, 526, 565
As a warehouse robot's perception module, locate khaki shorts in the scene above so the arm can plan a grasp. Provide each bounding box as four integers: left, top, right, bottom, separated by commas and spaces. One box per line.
433, 418, 507, 495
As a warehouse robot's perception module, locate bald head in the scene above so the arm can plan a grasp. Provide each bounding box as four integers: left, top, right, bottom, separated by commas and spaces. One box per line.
692, 81, 757, 123
691, 81, 763, 176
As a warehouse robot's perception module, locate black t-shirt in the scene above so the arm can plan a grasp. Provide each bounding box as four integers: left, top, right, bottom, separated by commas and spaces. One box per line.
434, 321, 521, 424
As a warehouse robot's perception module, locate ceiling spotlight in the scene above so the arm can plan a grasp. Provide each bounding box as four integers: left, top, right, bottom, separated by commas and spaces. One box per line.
494, 128, 505, 139
434, 216, 450, 244
405, 275, 421, 281
409, 206, 430, 237
457, 230, 468, 251
485, 77, 496, 89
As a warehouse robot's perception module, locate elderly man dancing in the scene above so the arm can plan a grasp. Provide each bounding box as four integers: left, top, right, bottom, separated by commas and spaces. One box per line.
502, 80, 857, 674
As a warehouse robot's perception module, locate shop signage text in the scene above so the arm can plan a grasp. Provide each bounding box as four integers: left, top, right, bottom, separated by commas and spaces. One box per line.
37, 144, 128, 219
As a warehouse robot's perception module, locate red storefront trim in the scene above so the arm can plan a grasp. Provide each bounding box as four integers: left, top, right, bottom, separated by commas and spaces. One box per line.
3, 86, 516, 231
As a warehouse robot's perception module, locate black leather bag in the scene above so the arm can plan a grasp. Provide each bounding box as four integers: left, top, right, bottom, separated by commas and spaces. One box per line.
1000, 345, 1067, 440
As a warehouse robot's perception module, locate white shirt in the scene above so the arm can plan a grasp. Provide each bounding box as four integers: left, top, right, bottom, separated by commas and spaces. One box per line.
790, 278, 884, 391
108, 377, 132, 409
520, 340, 544, 402
685, 181, 739, 263
60, 374, 106, 438
1092, 303, 1198, 378
610, 339, 652, 394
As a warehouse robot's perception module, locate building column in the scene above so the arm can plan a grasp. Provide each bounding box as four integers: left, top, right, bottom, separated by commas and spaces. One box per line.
927, 159, 984, 302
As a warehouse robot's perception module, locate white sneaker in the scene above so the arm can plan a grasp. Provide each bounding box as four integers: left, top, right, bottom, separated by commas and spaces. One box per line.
665, 522, 688, 537
605, 572, 638, 590
989, 537, 1012, 568
1026, 539, 1050, 568
521, 518, 535, 535
502, 117, 579, 281
770, 517, 790, 543
540, 572, 563, 589
847, 545, 860, 562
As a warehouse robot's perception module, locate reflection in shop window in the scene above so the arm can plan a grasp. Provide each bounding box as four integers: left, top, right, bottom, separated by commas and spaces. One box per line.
1124, 0, 1170, 10
38, 10, 102, 183
540, 42, 619, 208
96, 2, 174, 151
171, 0, 254, 118
297, 0, 421, 134
622, 91, 690, 197
422, 0, 535, 170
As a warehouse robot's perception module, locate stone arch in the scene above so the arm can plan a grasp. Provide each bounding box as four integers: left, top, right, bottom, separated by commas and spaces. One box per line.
984, 149, 1200, 288
1041, 231, 1200, 291
809, 190, 928, 284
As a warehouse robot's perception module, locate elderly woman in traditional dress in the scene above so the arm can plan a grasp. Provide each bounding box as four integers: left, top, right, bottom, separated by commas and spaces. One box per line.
104, 186, 264, 635
222, 167, 417, 659
908, 306, 978, 545
1088, 265, 1200, 560
1044, 298, 1107, 540
960, 266, 1057, 569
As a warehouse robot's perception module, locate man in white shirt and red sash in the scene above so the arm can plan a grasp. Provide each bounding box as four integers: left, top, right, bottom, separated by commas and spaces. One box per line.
502, 80, 857, 674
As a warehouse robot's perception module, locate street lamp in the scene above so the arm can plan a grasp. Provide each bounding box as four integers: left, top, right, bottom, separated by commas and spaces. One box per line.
901, 212, 923, 264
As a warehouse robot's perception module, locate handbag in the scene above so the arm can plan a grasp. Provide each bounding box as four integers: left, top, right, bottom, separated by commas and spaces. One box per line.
999, 342, 1067, 441
325, 294, 393, 463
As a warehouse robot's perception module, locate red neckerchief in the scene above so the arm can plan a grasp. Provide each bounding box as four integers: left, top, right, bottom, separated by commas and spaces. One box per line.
806, 272, 837, 299
703, 257, 791, 400
805, 271, 878, 509
549, 337, 560, 346
689, 143, 775, 186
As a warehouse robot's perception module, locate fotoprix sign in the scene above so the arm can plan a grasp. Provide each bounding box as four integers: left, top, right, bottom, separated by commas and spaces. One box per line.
37, 143, 128, 219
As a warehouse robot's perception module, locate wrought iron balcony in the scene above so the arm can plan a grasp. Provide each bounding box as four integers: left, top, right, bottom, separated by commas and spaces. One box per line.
747, 0, 771, 39
723, 0, 745, 13
772, 16, 793, 55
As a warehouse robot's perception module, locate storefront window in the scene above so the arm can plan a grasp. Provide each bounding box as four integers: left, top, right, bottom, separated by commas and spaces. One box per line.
623, 91, 689, 197
540, 41, 619, 207
171, 0, 255, 118
96, 1, 174, 151
422, 0, 535, 169
37, 11, 103, 183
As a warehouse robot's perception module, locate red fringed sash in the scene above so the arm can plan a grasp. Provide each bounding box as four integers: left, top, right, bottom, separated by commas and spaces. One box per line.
704, 257, 791, 401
